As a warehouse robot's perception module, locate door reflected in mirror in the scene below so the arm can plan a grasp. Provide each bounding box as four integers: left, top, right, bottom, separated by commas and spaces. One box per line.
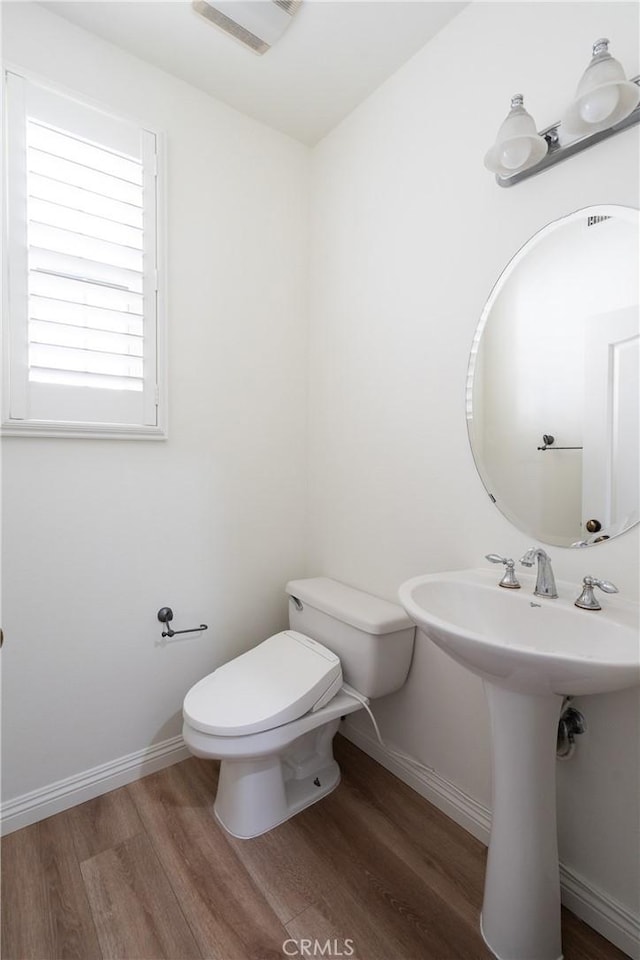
468, 205, 639, 547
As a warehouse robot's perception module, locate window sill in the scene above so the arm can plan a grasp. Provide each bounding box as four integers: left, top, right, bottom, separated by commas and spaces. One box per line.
1, 419, 167, 440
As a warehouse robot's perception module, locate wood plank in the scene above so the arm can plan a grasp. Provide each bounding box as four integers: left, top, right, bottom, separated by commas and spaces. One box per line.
291, 780, 492, 958
562, 907, 629, 960
335, 734, 487, 905
286, 882, 415, 960
68, 783, 144, 862
1, 812, 101, 960
225, 807, 341, 924
80, 832, 202, 960
128, 760, 290, 960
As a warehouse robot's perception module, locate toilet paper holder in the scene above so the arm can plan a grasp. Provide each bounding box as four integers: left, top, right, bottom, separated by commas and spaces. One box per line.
157, 607, 208, 639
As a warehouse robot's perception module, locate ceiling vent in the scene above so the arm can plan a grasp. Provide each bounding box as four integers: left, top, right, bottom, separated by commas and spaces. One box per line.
191, 0, 302, 55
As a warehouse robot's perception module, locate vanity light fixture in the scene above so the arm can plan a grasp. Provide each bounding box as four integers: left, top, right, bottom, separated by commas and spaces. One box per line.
486, 38, 640, 187
563, 39, 640, 135
484, 95, 548, 178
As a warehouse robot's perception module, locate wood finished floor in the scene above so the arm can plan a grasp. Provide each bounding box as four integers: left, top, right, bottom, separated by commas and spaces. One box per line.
1, 736, 627, 960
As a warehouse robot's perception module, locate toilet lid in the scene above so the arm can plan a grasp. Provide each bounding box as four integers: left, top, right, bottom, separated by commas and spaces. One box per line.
183, 631, 343, 736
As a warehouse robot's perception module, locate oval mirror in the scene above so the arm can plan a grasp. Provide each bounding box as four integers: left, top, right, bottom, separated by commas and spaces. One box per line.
468, 205, 639, 547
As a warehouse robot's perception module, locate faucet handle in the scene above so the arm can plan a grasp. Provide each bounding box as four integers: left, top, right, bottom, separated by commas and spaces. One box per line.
575, 575, 619, 611
592, 577, 619, 594
485, 554, 521, 589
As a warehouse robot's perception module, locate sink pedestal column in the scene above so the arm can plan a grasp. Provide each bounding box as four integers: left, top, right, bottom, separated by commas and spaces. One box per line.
481, 684, 565, 960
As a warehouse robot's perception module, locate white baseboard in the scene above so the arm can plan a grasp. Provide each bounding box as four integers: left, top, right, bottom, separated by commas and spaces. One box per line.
559, 866, 640, 960
341, 722, 640, 960
1, 735, 189, 836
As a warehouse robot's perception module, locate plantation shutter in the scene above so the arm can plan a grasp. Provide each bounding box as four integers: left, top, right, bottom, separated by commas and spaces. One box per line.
4, 72, 163, 435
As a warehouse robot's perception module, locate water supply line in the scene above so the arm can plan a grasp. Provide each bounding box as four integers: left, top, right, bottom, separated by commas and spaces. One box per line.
340, 685, 435, 778
557, 697, 586, 760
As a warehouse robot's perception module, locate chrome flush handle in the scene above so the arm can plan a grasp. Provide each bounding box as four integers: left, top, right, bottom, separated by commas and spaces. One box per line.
486, 554, 521, 589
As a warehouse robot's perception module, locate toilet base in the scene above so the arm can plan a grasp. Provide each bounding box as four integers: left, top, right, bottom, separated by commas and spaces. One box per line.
215, 759, 340, 839
213, 719, 342, 838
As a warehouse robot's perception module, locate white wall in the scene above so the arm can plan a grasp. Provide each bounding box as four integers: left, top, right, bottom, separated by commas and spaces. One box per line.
308, 0, 639, 940
1, 3, 309, 799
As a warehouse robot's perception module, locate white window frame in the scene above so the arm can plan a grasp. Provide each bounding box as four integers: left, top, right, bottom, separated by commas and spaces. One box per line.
2, 68, 167, 439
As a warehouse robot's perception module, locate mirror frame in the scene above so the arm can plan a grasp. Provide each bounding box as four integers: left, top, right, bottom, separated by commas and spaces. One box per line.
467, 203, 639, 548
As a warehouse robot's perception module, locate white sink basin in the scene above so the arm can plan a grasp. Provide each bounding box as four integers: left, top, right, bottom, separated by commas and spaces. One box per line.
398, 567, 640, 960
398, 568, 640, 696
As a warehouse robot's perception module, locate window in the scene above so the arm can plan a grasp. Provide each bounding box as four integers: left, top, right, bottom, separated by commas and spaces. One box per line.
3, 72, 165, 437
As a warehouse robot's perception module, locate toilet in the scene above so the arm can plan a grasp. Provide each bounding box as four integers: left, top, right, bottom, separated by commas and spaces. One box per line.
182, 577, 415, 838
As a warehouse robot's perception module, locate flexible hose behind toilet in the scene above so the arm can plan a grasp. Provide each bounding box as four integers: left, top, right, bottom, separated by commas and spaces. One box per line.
340, 686, 436, 777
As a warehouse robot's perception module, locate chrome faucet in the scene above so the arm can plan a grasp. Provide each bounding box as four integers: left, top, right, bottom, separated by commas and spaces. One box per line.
520, 547, 558, 598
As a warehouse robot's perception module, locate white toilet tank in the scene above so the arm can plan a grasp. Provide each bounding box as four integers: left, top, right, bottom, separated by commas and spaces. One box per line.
286, 577, 415, 699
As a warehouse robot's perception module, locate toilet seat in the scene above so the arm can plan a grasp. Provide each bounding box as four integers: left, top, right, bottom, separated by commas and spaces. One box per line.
183, 630, 343, 737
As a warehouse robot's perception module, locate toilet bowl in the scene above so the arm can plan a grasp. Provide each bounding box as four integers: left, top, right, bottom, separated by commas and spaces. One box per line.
182, 577, 415, 839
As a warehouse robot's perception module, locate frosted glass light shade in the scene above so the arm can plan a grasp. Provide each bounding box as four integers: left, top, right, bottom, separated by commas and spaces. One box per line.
562, 39, 640, 136
484, 95, 548, 177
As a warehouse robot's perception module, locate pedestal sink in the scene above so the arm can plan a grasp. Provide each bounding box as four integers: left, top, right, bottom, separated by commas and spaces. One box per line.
398, 568, 640, 960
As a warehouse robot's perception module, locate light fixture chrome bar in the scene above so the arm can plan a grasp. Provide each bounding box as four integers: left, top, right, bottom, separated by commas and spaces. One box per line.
496, 75, 640, 187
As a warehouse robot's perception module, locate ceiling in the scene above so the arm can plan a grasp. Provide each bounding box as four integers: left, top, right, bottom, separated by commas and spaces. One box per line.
43, 1, 467, 145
